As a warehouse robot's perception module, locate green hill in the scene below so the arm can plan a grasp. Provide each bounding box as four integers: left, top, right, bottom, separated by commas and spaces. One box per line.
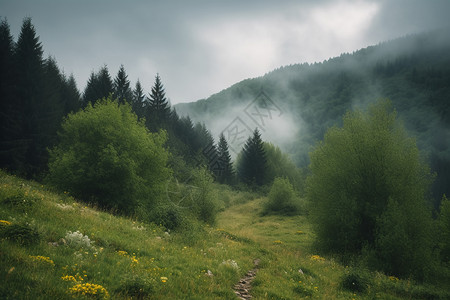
1, 170, 449, 299
174, 29, 450, 206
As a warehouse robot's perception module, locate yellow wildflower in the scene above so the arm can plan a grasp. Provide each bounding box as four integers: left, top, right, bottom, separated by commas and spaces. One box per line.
68, 283, 109, 299
0, 220, 11, 226
310, 255, 325, 261
388, 275, 399, 282
61, 275, 77, 282
160, 276, 168, 283
273, 240, 283, 244
117, 250, 128, 256
29, 255, 55, 266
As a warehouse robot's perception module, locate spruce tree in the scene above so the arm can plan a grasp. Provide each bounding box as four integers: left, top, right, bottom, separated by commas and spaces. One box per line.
146, 73, 171, 130
238, 128, 267, 186
113, 64, 132, 105
41, 56, 65, 152
217, 133, 234, 184
0, 18, 17, 170
132, 79, 145, 118
61, 73, 81, 114
83, 65, 113, 106
14, 17, 46, 176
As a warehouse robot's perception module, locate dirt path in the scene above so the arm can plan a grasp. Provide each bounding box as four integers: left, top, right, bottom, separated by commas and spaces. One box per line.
233, 258, 260, 300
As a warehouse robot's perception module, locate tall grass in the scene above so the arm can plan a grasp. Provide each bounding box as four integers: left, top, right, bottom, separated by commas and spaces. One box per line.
1, 170, 449, 299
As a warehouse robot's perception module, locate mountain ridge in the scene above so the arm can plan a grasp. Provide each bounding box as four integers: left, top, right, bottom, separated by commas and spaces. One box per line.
174, 28, 450, 203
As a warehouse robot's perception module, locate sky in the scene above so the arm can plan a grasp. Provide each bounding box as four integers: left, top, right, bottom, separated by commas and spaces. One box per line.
2, 0, 450, 104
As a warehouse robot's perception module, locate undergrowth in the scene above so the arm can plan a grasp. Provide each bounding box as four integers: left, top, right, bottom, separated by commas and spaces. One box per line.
1, 170, 449, 299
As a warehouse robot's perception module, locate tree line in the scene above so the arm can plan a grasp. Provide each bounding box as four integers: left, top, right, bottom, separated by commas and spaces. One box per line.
1, 18, 291, 190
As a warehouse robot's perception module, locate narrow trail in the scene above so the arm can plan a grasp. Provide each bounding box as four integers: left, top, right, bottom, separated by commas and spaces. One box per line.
233, 258, 260, 300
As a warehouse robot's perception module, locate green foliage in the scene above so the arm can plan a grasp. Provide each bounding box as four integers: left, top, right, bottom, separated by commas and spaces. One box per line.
237, 129, 267, 187
175, 30, 450, 203
263, 177, 302, 216
307, 99, 434, 279
47, 97, 170, 215
189, 168, 219, 224
151, 168, 219, 229
216, 133, 235, 184
340, 268, 370, 293
146, 73, 171, 130
115, 274, 154, 299
0, 185, 39, 211
0, 222, 40, 245
82, 66, 113, 107
263, 142, 304, 193
439, 194, 450, 264
375, 198, 435, 280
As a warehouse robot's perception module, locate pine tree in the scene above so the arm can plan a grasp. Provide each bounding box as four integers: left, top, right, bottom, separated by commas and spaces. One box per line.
61, 73, 81, 114
238, 128, 267, 186
41, 56, 65, 151
0, 18, 17, 170
82, 65, 113, 106
14, 18, 46, 176
132, 79, 145, 118
217, 133, 234, 184
113, 64, 132, 105
146, 73, 171, 130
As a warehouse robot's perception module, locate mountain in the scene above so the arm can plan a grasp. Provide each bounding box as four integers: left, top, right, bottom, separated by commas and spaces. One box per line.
175, 28, 450, 205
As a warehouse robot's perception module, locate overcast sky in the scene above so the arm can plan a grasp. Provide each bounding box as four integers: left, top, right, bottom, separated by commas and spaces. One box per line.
2, 0, 450, 104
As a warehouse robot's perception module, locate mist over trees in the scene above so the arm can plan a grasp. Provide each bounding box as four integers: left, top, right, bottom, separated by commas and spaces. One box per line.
175, 29, 450, 208
2, 17, 450, 289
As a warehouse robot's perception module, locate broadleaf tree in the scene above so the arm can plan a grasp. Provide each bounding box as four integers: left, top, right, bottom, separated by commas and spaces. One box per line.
307, 99, 434, 279
47, 96, 170, 216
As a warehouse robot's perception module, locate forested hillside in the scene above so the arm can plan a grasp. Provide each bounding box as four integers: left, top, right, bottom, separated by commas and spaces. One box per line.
175, 29, 450, 206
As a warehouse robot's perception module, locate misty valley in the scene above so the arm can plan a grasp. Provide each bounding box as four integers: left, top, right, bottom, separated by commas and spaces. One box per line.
1, 18, 450, 299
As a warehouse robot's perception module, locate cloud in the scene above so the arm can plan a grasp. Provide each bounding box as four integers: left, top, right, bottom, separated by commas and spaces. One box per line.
1, 0, 449, 104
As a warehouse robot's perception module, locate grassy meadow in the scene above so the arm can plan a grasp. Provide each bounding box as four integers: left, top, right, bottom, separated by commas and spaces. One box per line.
1, 170, 448, 299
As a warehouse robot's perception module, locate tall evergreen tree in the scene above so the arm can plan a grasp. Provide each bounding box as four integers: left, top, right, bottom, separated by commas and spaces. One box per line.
82, 65, 113, 106
113, 64, 132, 105
237, 129, 267, 186
0, 18, 17, 170
132, 79, 145, 118
14, 17, 46, 176
217, 133, 234, 184
61, 73, 81, 114
41, 56, 65, 152
146, 73, 171, 130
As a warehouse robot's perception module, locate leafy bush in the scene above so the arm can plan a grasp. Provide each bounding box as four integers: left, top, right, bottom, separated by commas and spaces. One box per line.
47, 97, 170, 215
0, 222, 40, 245
438, 194, 450, 264
341, 269, 370, 293
263, 177, 301, 215
115, 275, 154, 299
307, 99, 434, 279
190, 168, 219, 224
0, 186, 40, 211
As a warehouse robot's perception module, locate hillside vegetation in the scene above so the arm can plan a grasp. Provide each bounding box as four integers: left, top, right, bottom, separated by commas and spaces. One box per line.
1, 171, 449, 299
175, 29, 450, 206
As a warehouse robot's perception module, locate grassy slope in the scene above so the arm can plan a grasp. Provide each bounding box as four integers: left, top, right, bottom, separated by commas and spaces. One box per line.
1, 171, 448, 299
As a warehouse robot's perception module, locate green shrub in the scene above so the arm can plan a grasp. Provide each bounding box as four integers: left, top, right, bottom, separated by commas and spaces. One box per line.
149, 204, 186, 231
307, 99, 434, 279
341, 269, 370, 293
0, 186, 40, 211
0, 222, 40, 245
47, 97, 170, 215
439, 194, 450, 264
263, 177, 301, 215
115, 274, 154, 299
